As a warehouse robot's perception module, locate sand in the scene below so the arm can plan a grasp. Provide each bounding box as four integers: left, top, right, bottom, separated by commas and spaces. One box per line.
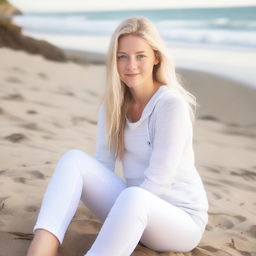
0, 47, 256, 256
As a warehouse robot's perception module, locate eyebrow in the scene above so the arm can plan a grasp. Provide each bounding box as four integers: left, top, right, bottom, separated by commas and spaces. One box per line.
117, 51, 146, 54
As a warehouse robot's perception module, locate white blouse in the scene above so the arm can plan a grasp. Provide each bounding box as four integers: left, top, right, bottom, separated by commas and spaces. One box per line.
94, 85, 209, 227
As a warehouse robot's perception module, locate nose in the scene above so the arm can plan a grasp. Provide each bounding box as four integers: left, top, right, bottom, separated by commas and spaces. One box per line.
126, 56, 137, 70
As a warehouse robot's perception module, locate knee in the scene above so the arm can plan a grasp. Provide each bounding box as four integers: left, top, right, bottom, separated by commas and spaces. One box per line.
112, 186, 148, 223
57, 149, 91, 174
117, 186, 147, 205
61, 149, 89, 163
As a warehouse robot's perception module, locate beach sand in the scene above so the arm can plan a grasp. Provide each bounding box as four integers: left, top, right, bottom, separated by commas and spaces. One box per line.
0, 47, 256, 256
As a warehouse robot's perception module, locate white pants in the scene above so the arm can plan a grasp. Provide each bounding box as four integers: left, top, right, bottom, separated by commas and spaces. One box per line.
33, 149, 204, 256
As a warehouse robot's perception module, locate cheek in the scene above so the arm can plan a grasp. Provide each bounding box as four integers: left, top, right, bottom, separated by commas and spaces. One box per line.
117, 62, 124, 76
141, 62, 154, 73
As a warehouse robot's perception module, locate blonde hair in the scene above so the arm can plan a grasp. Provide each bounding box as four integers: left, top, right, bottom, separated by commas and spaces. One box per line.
101, 17, 198, 160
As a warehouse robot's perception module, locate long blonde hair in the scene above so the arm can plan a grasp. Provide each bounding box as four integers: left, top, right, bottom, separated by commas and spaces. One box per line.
101, 17, 198, 160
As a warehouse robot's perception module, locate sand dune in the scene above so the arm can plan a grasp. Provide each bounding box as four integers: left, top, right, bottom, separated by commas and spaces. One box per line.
0, 48, 255, 256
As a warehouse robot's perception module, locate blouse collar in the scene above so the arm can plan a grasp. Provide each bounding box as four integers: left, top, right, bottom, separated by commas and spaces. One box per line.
125, 85, 170, 128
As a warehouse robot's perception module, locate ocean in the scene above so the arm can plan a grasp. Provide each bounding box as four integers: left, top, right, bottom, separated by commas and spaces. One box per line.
12, 6, 256, 53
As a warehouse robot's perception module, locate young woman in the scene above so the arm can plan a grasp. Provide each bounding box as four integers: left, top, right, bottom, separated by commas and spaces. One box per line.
27, 17, 209, 256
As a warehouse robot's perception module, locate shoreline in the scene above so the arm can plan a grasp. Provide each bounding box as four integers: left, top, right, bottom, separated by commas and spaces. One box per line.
63, 48, 106, 65
13, 25, 256, 89
62, 46, 256, 89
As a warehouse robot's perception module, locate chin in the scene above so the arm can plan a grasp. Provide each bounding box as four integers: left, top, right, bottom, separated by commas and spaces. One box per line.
123, 80, 142, 89
125, 83, 136, 88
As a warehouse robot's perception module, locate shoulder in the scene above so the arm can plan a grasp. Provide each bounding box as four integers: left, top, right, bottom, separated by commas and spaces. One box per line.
155, 88, 189, 115
151, 88, 192, 133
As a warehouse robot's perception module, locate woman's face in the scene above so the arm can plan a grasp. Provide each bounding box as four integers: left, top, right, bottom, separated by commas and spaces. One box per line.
116, 34, 159, 89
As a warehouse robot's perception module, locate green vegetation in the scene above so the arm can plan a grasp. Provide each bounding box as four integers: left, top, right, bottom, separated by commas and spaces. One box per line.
0, 0, 9, 5
0, 18, 21, 34
0, 18, 66, 62
0, 0, 21, 15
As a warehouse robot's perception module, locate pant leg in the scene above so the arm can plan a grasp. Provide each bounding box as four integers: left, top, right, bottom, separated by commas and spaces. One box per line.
33, 149, 126, 244
85, 186, 204, 256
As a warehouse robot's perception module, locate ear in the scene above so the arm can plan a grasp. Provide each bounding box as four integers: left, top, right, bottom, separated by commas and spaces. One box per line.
154, 51, 160, 65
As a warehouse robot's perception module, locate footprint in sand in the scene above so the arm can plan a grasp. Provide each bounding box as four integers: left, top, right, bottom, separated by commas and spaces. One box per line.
209, 212, 246, 230
59, 90, 75, 97
210, 214, 234, 230
195, 246, 235, 256
220, 179, 255, 192
86, 90, 98, 98
205, 223, 214, 231
246, 225, 256, 238
11, 171, 45, 184
10, 66, 25, 74
19, 122, 38, 131
211, 192, 222, 200
204, 180, 223, 188
52, 122, 64, 128
27, 110, 38, 114
57, 86, 75, 96
27, 170, 45, 180
198, 245, 219, 253
71, 116, 88, 126
8, 231, 34, 240
5, 76, 23, 84
37, 72, 48, 79
19, 122, 54, 136
13, 177, 26, 184
234, 215, 247, 223
0, 170, 7, 175
42, 135, 53, 140
230, 168, 256, 181
0, 197, 9, 210
71, 116, 97, 126
25, 205, 38, 212
226, 122, 241, 127
198, 115, 220, 122
4, 133, 27, 143
0, 108, 26, 122
3, 93, 24, 101
204, 165, 221, 174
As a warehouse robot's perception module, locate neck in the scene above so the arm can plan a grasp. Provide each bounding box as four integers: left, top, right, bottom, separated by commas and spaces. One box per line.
129, 81, 161, 108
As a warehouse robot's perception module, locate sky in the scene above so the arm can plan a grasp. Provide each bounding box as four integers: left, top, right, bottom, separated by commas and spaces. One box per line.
9, 0, 256, 12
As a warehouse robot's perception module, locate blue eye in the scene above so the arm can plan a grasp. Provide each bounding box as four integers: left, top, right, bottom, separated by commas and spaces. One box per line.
117, 55, 126, 60
137, 55, 146, 59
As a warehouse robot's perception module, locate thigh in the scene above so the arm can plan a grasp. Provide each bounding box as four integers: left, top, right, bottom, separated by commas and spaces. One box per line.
77, 151, 127, 222
140, 189, 203, 253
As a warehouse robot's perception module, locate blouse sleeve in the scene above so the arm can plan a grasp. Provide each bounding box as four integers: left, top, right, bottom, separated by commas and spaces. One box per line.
94, 104, 116, 172
139, 97, 191, 195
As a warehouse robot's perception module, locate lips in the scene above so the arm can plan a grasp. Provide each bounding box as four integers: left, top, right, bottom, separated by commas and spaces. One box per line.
125, 73, 139, 77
